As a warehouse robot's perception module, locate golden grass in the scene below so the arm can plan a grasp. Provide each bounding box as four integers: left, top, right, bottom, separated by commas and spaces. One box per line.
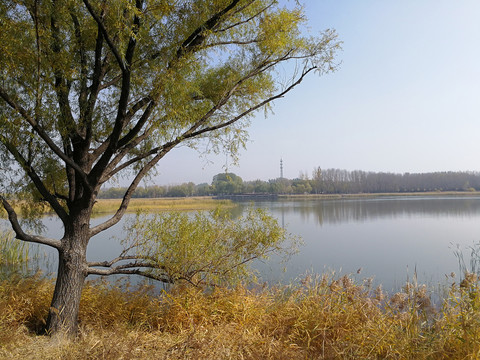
2, 273, 480, 359
0, 197, 233, 218
92, 197, 234, 214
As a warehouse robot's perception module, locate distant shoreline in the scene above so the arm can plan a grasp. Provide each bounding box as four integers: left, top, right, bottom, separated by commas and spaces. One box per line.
277, 191, 480, 200
5, 192, 480, 218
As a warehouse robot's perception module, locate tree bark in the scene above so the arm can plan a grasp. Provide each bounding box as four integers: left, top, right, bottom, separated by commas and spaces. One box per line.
45, 228, 88, 336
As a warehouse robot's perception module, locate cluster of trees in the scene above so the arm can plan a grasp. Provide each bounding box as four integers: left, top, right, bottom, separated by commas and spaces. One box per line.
308, 168, 480, 194
100, 169, 480, 198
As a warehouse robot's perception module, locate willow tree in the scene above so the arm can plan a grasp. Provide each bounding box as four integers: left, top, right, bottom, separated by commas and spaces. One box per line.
0, 0, 340, 336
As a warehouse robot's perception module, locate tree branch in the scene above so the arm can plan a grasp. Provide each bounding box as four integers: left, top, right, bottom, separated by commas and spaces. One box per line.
83, 0, 126, 72
186, 67, 316, 140
176, 0, 242, 59
97, 73, 122, 91
89, 145, 174, 237
89, 96, 152, 164
70, 10, 88, 128
0, 134, 69, 222
50, 5, 82, 143
204, 39, 259, 48
0, 196, 62, 249
117, 99, 156, 148
98, 52, 316, 187
87, 254, 173, 282
215, 1, 272, 33
87, 266, 174, 283
0, 87, 92, 192
84, 23, 106, 143
99, 56, 292, 181
88, 0, 144, 185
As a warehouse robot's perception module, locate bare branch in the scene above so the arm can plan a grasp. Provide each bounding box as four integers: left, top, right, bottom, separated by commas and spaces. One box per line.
87, 266, 173, 283
87, 254, 172, 282
87, 254, 158, 268
0, 196, 62, 249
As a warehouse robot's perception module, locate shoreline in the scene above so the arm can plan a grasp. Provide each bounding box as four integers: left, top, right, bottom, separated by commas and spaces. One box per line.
277, 191, 480, 200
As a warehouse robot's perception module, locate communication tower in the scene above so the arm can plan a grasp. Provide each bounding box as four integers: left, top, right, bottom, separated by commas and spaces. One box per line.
280, 158, 284, 179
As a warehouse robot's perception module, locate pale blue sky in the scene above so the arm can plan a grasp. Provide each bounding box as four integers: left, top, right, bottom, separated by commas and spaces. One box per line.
153, 0, 480, 185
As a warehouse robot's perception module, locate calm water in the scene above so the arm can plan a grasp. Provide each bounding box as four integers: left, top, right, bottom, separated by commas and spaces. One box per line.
10, 196, 480, 291
246, 196, 480, 291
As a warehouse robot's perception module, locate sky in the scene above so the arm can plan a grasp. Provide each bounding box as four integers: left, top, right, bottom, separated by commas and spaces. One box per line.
151, 0, 480, 186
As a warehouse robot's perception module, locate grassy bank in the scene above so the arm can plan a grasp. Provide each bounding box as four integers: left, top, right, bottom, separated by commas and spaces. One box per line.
0, 197, 234, 218
93, 196, 233, 213
92, 197, 234, 214
1, 273, 480, 359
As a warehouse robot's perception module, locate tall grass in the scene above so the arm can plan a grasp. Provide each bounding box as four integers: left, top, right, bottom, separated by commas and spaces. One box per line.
0, 231, 29, 273
92, 197, 234, 215
2, 273, 480, 359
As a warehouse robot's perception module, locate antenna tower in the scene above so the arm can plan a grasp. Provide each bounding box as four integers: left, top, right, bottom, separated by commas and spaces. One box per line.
280, 158, 284, 179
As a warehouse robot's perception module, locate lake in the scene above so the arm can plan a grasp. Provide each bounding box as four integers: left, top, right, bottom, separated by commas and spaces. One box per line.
9, 196, 480, 292
245, 196, 480, 291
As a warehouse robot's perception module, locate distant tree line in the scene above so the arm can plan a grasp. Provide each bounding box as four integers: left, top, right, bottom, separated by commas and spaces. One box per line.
98, 169, 480, 198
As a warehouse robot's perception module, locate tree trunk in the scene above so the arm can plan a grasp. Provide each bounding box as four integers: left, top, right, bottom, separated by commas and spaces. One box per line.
46, 237, 87, 337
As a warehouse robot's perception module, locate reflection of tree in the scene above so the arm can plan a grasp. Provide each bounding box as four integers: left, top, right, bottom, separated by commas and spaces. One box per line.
255, 197, 480, 226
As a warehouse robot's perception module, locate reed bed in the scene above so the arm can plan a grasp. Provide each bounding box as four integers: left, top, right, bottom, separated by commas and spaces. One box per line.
92, 197, 233, 214
1, 273, 480, 359
0, 231, 30, 272
0, 197, 233, 218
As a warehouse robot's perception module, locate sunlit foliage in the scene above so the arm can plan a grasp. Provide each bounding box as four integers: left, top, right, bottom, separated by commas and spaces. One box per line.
115, 207, 295, 286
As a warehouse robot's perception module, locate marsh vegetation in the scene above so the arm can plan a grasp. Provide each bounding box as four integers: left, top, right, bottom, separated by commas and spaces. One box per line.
1, 271, 480, 359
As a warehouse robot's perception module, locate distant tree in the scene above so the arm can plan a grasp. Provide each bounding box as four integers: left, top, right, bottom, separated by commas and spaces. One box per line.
291, 178, 312, 194
146, 185, 166, 198
165, 182, 195, 197
195, 183, 213, 196
212, 173, 244, 194
312, 166, 323, 194
250, 179, 269, 193
270, 178, 291, 194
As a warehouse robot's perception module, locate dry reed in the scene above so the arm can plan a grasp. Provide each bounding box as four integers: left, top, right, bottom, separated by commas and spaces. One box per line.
92, 197, 233, 214
2, 273, 480, 359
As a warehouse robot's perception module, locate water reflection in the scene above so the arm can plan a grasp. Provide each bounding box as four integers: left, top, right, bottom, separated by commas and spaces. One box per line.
248, 197, 480, 226
237, 196, 480, 292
